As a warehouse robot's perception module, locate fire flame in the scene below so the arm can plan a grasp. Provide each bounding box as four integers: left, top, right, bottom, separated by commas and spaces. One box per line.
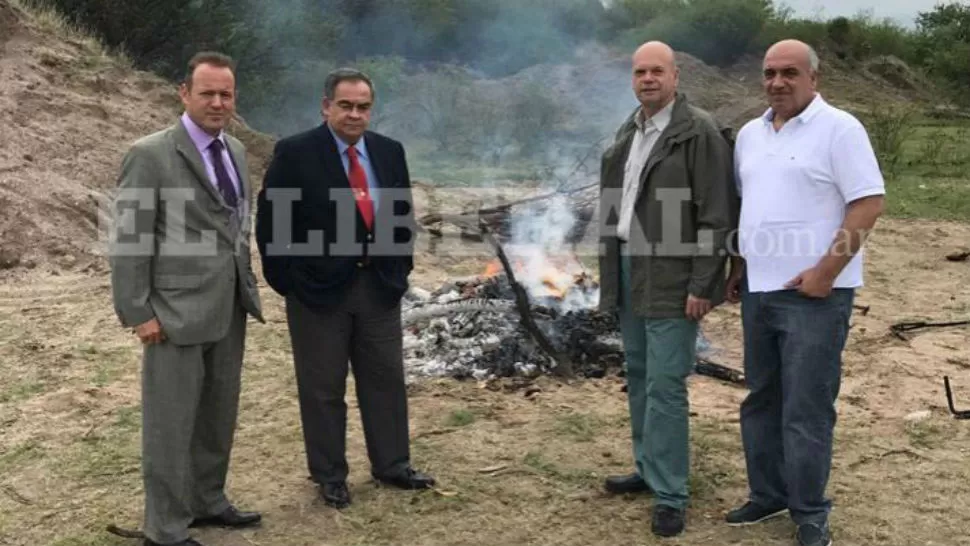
481, 250, 595, 303
483, 259, 503, 278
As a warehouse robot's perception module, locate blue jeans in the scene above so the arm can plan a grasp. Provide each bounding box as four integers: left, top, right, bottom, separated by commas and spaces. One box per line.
739, 280, 854, 525
618, 253, 697, 510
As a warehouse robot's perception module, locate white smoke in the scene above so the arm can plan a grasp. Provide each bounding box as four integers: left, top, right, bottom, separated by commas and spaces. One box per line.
507, 195, 599, 312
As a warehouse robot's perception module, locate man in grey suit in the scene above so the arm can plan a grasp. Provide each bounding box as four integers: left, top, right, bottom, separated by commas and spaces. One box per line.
109, 51, 264, 546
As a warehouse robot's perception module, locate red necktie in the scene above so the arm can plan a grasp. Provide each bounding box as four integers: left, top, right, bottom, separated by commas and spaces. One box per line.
346, 146, 374, 230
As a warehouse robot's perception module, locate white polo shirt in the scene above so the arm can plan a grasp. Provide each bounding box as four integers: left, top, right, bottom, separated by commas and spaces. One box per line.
734, 94, 886, 293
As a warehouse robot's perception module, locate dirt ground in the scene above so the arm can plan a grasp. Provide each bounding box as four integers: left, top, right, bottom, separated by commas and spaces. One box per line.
1, 215, 969, 546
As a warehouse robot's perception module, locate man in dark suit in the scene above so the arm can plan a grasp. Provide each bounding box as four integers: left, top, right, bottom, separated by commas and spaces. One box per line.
110, 51, 264, 546
255, 68, 435, 509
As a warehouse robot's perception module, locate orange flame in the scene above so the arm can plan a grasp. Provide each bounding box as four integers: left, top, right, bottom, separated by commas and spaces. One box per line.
483, 259, 503, 277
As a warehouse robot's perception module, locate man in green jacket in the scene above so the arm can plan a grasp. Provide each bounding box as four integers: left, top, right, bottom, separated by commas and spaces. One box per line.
597, 41, 737, 537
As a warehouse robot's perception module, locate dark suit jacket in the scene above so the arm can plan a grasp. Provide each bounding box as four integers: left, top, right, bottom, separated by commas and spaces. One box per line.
255, 123, 416, 309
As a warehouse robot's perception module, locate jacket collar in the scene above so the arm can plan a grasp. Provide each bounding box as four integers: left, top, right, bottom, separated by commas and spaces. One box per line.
617, 92, 697, 145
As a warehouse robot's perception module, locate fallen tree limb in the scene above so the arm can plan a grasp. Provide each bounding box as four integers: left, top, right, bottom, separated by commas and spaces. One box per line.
695, 358, 745, 385
890, 319, 970, 340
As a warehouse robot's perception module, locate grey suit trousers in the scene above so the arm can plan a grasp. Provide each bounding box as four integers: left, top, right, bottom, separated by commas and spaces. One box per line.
141, 302, 247, 544
285, 269, 411, 485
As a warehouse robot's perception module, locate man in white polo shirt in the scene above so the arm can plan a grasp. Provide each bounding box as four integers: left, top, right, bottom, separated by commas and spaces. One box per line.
724, 40, 885, 546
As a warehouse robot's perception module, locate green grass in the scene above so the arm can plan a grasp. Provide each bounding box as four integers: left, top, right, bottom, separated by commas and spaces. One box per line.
553, 412, 602, 443
0, 379, 45, 403
444, 408, 476, 427
868, 118, 970, 221
522, 451, 597, 485
0, 439, 44, 469
884, 174, 970, 220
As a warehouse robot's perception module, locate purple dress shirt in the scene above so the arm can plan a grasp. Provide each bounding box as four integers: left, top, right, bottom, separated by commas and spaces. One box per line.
180, 113, 242, 199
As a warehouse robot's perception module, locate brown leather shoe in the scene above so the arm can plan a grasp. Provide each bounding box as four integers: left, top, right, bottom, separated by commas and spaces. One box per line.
189, 505, 261, 528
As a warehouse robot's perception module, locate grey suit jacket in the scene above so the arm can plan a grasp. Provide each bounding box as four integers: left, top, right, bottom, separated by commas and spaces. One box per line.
109, 119, 264, 346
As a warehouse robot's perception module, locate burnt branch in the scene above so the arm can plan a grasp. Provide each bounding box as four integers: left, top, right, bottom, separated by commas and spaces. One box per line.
695, 357, 745, 385
479, 225, 575, 378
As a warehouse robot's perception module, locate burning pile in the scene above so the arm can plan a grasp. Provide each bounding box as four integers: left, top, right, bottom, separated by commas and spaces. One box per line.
402, 261, 623, 380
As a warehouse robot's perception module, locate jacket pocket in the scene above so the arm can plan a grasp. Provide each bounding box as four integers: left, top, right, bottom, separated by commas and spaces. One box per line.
154, 274, 203, 289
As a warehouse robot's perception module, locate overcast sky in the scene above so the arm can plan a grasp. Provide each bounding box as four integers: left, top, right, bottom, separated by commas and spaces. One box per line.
785, 0, 957, 25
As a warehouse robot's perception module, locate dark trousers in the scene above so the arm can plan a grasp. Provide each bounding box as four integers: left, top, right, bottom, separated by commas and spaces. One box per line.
142, 304, 247, 544
739, 281, 854, 525
285, 269, 411, 484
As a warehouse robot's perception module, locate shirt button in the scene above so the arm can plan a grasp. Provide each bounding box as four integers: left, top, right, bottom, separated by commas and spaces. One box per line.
367, 234, 374, 242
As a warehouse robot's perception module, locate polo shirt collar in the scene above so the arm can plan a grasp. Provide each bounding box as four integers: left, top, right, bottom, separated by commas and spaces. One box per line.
762, 93, 826, 125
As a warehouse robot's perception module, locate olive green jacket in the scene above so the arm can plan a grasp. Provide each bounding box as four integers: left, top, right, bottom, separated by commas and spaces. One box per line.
597, 93, 738, 318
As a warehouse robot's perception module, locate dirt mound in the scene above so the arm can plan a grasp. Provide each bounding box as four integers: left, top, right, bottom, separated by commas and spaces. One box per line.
498, 43, 753, 133
0, 0, 275, 275
0, 0, 18, 40
865, 55, 928, 92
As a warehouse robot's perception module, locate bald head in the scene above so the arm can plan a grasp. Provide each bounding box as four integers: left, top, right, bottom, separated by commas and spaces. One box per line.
765, 39, 819, 73
762, 39, 819, 124
632, 41, 679, 115
633, 41, 677, 69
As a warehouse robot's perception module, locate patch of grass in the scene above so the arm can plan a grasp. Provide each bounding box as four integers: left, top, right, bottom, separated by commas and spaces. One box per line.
10, 0, 132, 68
0, 379, 45, 403
0, 440, 45, 474
68, 409, 141, 481
905, 420, 944, 450
689, 420, 741, 500
883, 174, 970, 220
522, 451, 596, 485
444, 408, 476, 427
553, 412, 601, 443
882, 120, 970, 220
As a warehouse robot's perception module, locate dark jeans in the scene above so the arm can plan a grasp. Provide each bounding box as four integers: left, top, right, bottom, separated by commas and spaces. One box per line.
739, 281, 854, 526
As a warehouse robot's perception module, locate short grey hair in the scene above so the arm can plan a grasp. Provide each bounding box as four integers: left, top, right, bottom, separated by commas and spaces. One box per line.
324, 68, 374, 100
807, 45, 820, 71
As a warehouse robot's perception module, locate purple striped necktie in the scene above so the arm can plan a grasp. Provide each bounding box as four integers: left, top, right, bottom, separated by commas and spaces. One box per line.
208, 139, 239, 208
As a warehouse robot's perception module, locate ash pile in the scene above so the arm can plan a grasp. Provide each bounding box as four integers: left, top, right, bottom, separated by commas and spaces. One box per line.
402, 270, 624, 380
403, 268, 623, 379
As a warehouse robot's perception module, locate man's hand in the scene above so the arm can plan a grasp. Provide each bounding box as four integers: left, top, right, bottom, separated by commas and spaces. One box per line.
785, 266, 835, 298
726, 271, 743, 304
686, 295, 712, 321
133, 318, 165, 345
726, 257, 745, 304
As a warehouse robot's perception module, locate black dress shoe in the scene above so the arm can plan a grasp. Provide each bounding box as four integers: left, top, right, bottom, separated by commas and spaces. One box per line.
189, 505, 261, 528
143, 539, 204, 546
604, 472, 650, 494
652, 504, 686, 537
321, 481, 351, 509
375, 467, 436, 490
